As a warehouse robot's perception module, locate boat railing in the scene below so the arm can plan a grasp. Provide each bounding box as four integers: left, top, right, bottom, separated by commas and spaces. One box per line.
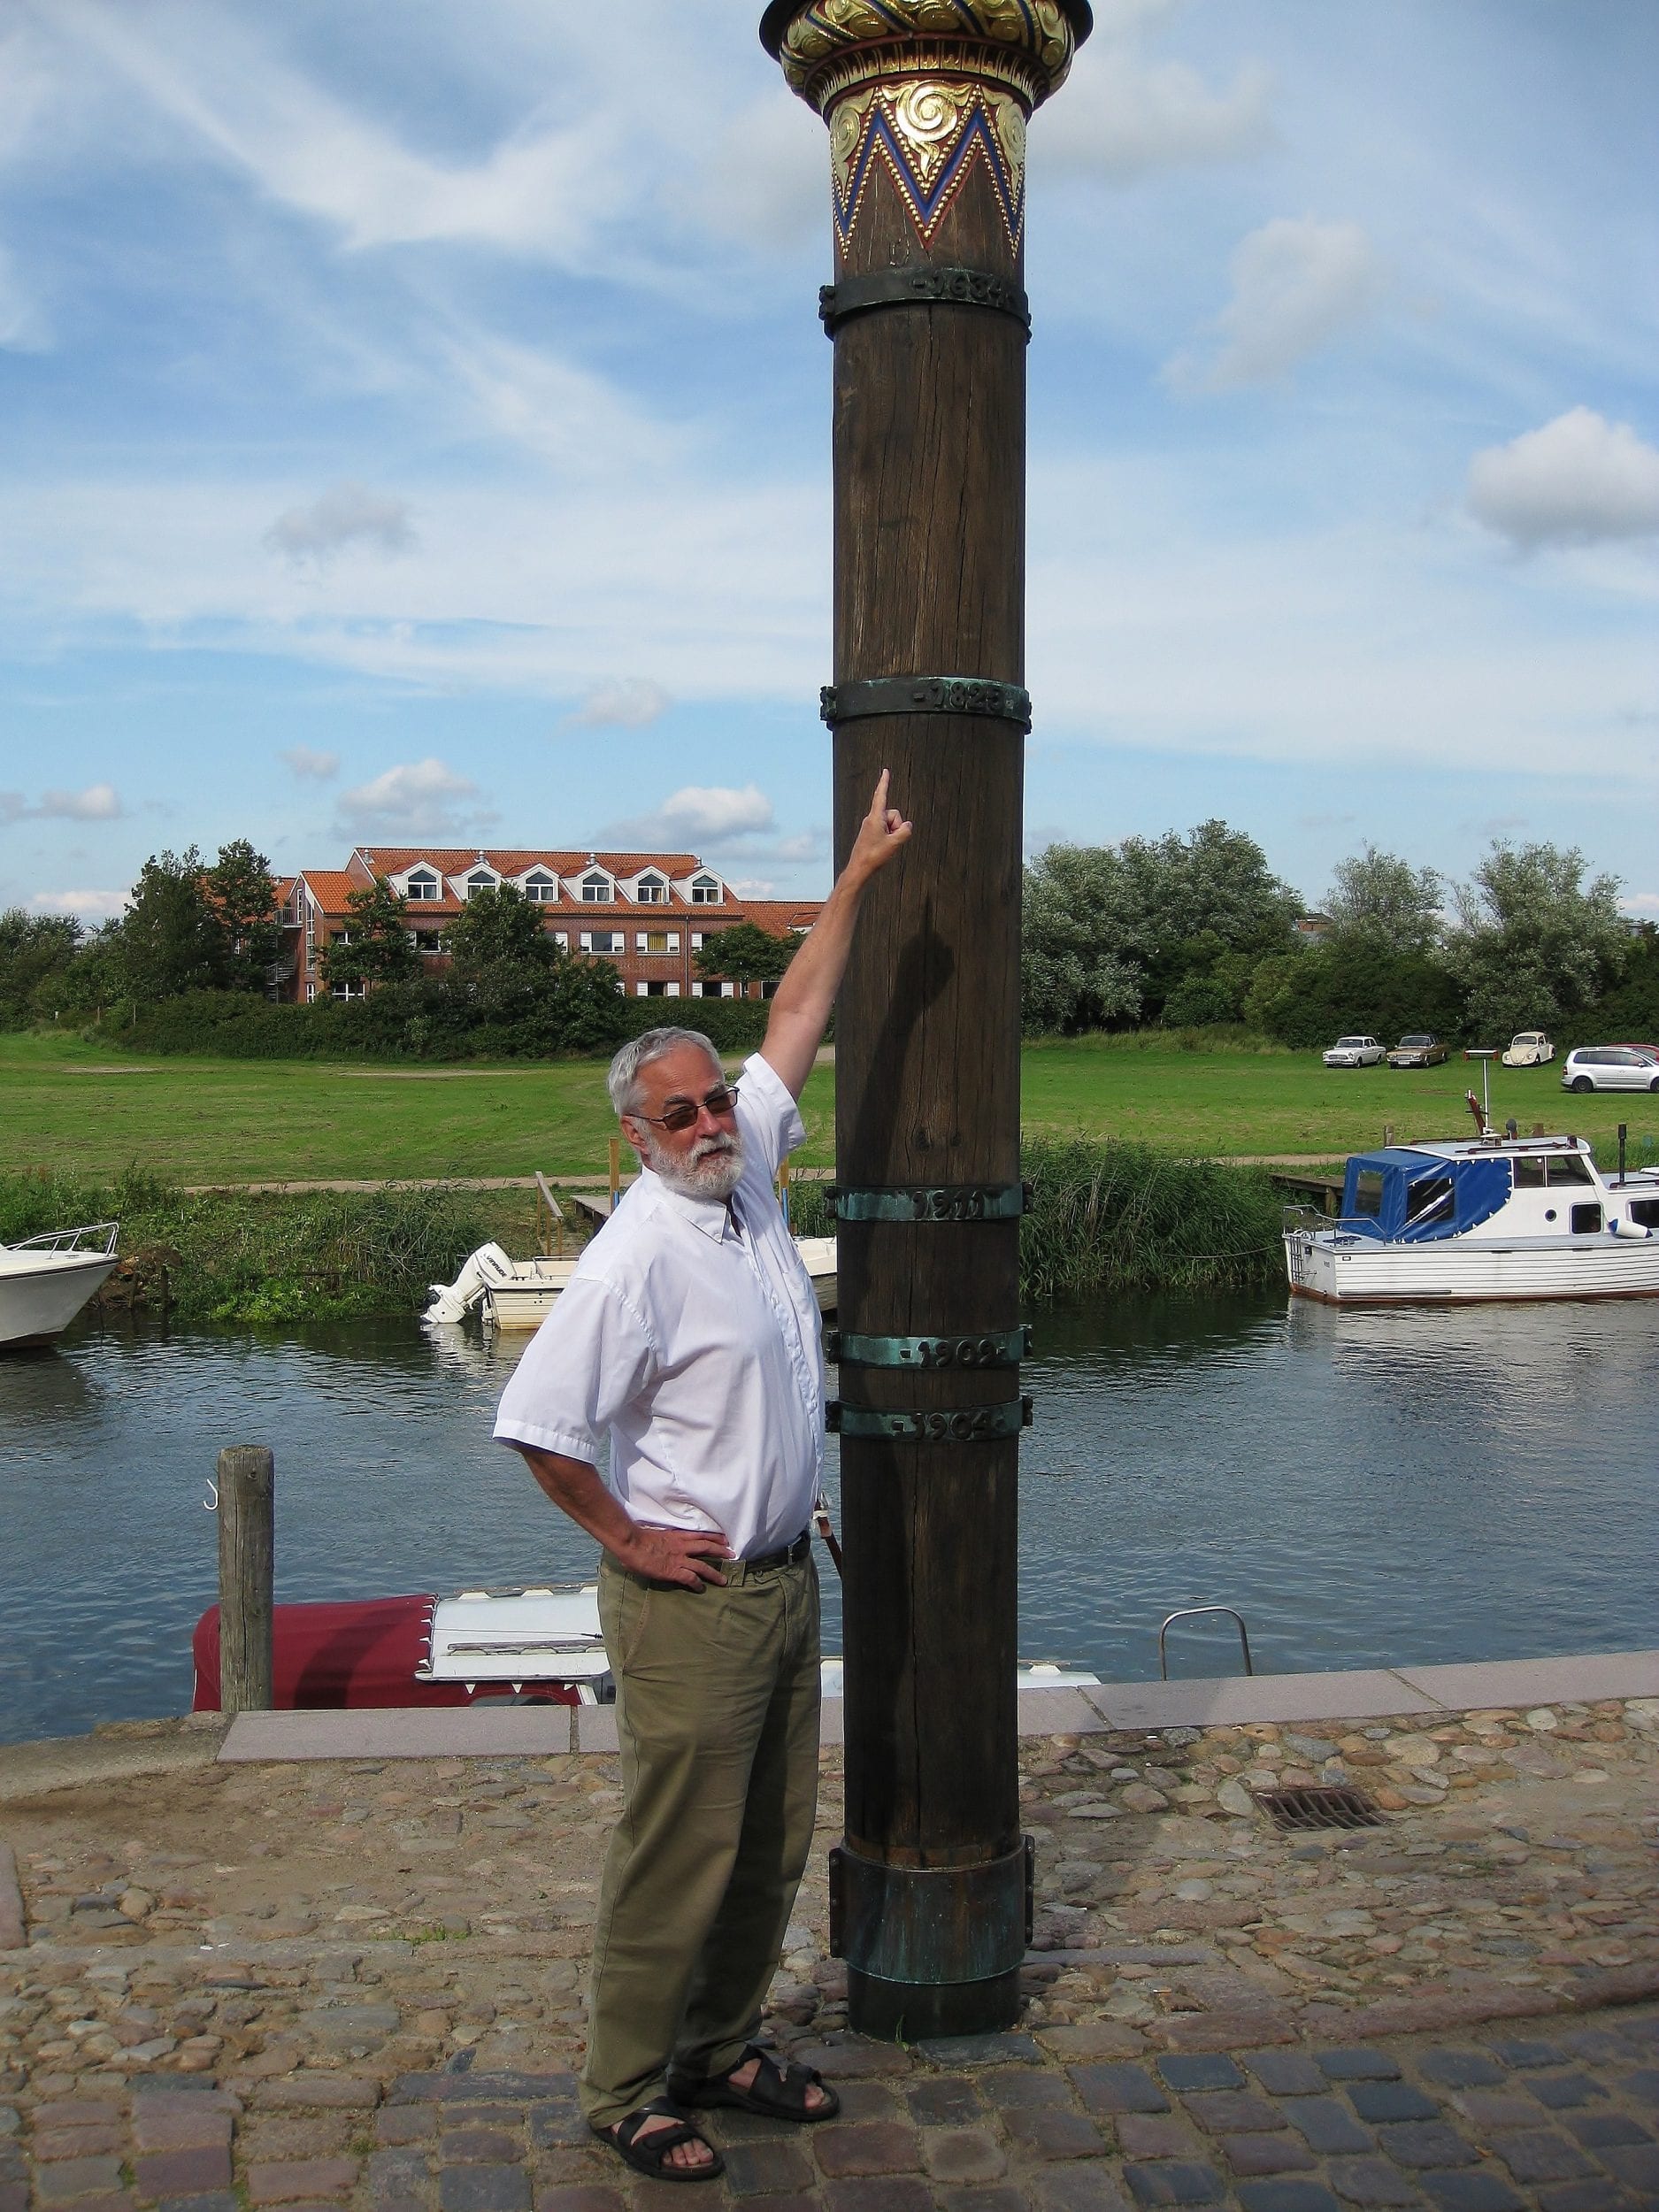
9, 1221, 119, 1258
1282, 1205, 1380, 1241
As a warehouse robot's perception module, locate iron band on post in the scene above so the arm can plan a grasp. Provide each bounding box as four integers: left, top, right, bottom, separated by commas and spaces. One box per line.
827, 1325, 1030, 1369
819, 676, 1032, 730
829, 1181, 1031, 1222
819, 265, 1032, 338
829, 1839, 1033, 1984
827, 1397, 1033, 1441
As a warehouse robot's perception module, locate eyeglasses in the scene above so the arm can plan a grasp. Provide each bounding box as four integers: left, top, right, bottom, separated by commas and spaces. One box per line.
634, 1082, 741, 1134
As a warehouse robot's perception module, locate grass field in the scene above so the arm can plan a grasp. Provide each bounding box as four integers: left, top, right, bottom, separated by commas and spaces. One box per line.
4, 1027, 1655, 1185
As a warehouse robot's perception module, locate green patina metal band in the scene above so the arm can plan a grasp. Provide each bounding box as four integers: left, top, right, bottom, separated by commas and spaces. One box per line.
819, 676, 1032, 730
827, 1325, 1030, 1369
826, 1396, 1033, 1441
819, 266, 1032, 338
829, 1181, 1031, 1222
829, 1838, 1033, 1983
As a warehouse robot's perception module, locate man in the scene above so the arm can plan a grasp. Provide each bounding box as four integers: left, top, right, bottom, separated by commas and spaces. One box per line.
494, 772, 911, 2183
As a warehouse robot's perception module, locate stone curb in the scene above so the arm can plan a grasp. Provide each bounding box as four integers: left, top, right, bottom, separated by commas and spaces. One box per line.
0, 1719, 228, 1805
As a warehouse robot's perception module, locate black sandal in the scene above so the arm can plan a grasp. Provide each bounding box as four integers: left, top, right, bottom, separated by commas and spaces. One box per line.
669, 2042, 840, 2123
594, 2097, 725, 2184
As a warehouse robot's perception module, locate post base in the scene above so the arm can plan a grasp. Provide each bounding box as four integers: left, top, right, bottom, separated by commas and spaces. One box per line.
847, 1965, 1023, 2042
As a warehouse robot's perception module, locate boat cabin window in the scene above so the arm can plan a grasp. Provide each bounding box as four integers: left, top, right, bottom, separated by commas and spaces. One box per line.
1629, 1198, 1659, 1228
1514, 1157, 1546, 1188
1352, 1170, 1385, 1218
1571, 1203, 1604, 1235
1405, 1175, 1455, 1228
1547, 1155, 1594, 1187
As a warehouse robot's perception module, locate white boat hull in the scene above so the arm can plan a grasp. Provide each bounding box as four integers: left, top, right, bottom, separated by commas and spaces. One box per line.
0, 1241, 119, 1348
440, 1237, 841, 1331
1286, 1229, 1659, 1305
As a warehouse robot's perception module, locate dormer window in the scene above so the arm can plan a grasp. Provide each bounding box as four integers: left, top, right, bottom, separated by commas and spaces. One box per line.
523, 872, 558, 903
406, 871, 440, 902
690, 875, 721, 904
580, 871, 612, 903
464, 869, 496, 901
636, 873, 667, 905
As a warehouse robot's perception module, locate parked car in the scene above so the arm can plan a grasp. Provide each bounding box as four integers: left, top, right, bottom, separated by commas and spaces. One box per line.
1561, 1047, 1659, 1094
1323, 1034, 1386, 1068
1388, 1033, 1449, 1068
1501, 1031, 1555, 1067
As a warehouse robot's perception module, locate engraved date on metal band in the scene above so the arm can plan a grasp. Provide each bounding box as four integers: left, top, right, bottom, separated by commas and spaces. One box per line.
830, 1182, 1031, 1222
826, 1326, 1030, 1369
827, 1398, 1034, 1442
819, 265, 1032, 338
819, 676, 1033, 730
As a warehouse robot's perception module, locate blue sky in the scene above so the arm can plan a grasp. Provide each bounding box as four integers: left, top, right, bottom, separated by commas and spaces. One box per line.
0, 0, 1655, 925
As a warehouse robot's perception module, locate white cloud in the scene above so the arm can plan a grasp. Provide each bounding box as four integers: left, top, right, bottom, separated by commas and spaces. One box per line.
0, 240, 50, 351
691, 93, 824, 251
1465, 408, 1659, 551
0, 783, 123, 823
1624, 891, 1659, 918
1041, 51, 1273, 181
1166, 217, 1387, 390
280, 744, 340, 781
265, 482, 415, 563
603, 783, 776, 852
335, 757, 494, 840
725, 875, 777, 898
564, 679, 672, 730
29, 887, 127, 919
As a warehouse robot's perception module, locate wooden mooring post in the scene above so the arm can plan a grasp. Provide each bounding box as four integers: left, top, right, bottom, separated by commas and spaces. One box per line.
761, 0, 1093, 2039
216, 1445, 273, 1715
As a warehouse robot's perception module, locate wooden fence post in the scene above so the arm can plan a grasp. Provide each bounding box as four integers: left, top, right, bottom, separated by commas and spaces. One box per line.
217, 1446, 273, 1715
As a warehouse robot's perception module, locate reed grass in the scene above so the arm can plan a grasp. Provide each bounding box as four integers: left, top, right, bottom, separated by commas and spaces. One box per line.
0, 1169, 511, 1324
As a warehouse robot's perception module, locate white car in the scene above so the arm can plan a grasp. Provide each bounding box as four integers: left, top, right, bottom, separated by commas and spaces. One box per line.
1502, 1031, 1555, 1067
1323, 1034, 1386, 1068
1561, 1046, 1659, 1094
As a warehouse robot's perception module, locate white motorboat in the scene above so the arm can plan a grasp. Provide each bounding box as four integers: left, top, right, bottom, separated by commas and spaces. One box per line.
427, 1233, 840, 1331
0, 1221, 120, 1348
1285, 1133, 1659, 1305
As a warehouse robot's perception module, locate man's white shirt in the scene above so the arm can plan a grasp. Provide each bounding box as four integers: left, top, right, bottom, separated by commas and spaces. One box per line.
493, 1052, 825, 1560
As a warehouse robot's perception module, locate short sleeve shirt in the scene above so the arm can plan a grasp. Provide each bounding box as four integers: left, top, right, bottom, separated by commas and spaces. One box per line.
492, 1053, 825, 1559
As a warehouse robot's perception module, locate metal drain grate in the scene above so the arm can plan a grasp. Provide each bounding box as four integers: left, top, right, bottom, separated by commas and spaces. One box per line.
1256, 1785, 1387, 1832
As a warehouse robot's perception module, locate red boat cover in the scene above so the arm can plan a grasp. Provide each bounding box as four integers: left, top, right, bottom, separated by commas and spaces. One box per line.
191, 1596, 580, 1711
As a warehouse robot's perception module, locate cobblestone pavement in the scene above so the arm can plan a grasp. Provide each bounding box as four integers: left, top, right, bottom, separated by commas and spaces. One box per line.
3, 1696, 1656, 2209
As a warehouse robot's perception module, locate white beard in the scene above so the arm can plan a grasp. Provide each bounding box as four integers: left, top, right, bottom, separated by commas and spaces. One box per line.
641, 1125, 745, 1202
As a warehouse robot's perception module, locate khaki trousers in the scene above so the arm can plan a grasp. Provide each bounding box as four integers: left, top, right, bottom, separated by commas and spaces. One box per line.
580, 1545, 821, 2128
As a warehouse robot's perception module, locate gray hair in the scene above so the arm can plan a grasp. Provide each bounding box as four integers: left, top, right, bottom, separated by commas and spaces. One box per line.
607, 1026, 723, 1118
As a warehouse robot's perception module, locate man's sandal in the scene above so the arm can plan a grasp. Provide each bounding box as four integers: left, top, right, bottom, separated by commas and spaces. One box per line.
669, 2043, 841, 2123
594, 2098, 725, 2184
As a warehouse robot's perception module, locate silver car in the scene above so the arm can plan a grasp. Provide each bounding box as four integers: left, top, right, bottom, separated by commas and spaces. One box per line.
1561, 1046, 1659, 1094
1323, 1034, 1386, 1068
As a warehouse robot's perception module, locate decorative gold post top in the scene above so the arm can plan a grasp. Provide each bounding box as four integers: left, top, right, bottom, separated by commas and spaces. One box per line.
762, 2, 1090, 106
761, 3, 1090, 255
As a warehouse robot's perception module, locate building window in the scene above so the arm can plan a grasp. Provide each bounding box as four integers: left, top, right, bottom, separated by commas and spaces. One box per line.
637, 931, 679, 954
639, 980, 676, 997
580, 872, 612, 902
636, 875, 667, 904
691, 876, 721, 904
330, 928, 353, 946
464, 870, 495, 900
523, 874, 558, 902
410, 928, 446, 955
581, 931, 624, 955
406, 872, 440, 902
552, 931, 569, 949
305, 982, 316, 1002
332, 980, 365, 1001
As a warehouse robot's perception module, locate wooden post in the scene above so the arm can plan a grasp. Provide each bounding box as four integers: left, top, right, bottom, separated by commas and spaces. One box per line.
216, 1445, 273, 1715
762, 0, 1092, 2040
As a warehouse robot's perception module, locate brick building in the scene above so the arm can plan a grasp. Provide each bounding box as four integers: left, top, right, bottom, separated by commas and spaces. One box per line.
273, 847, 821, 1005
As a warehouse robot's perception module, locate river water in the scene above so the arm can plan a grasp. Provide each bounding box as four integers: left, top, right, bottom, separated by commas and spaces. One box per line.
3, 1294, 1656, 1745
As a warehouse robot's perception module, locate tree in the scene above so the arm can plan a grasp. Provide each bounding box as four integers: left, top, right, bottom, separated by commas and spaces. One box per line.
443, 882, 550, 971
0, 910, 82, 1028
117, 848, 227, 1001
1021, 822, 1299, 1033
1245, 940, 1463, 1049
204, 840, 280, 992
319, 877, 420, 992
694, 922, 797, 993
1325, 846, 1444, 956
1442, 841, 1627, 1041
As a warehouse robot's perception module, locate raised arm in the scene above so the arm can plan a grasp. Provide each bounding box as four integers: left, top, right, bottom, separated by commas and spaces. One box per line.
761, 770, 913, 1101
